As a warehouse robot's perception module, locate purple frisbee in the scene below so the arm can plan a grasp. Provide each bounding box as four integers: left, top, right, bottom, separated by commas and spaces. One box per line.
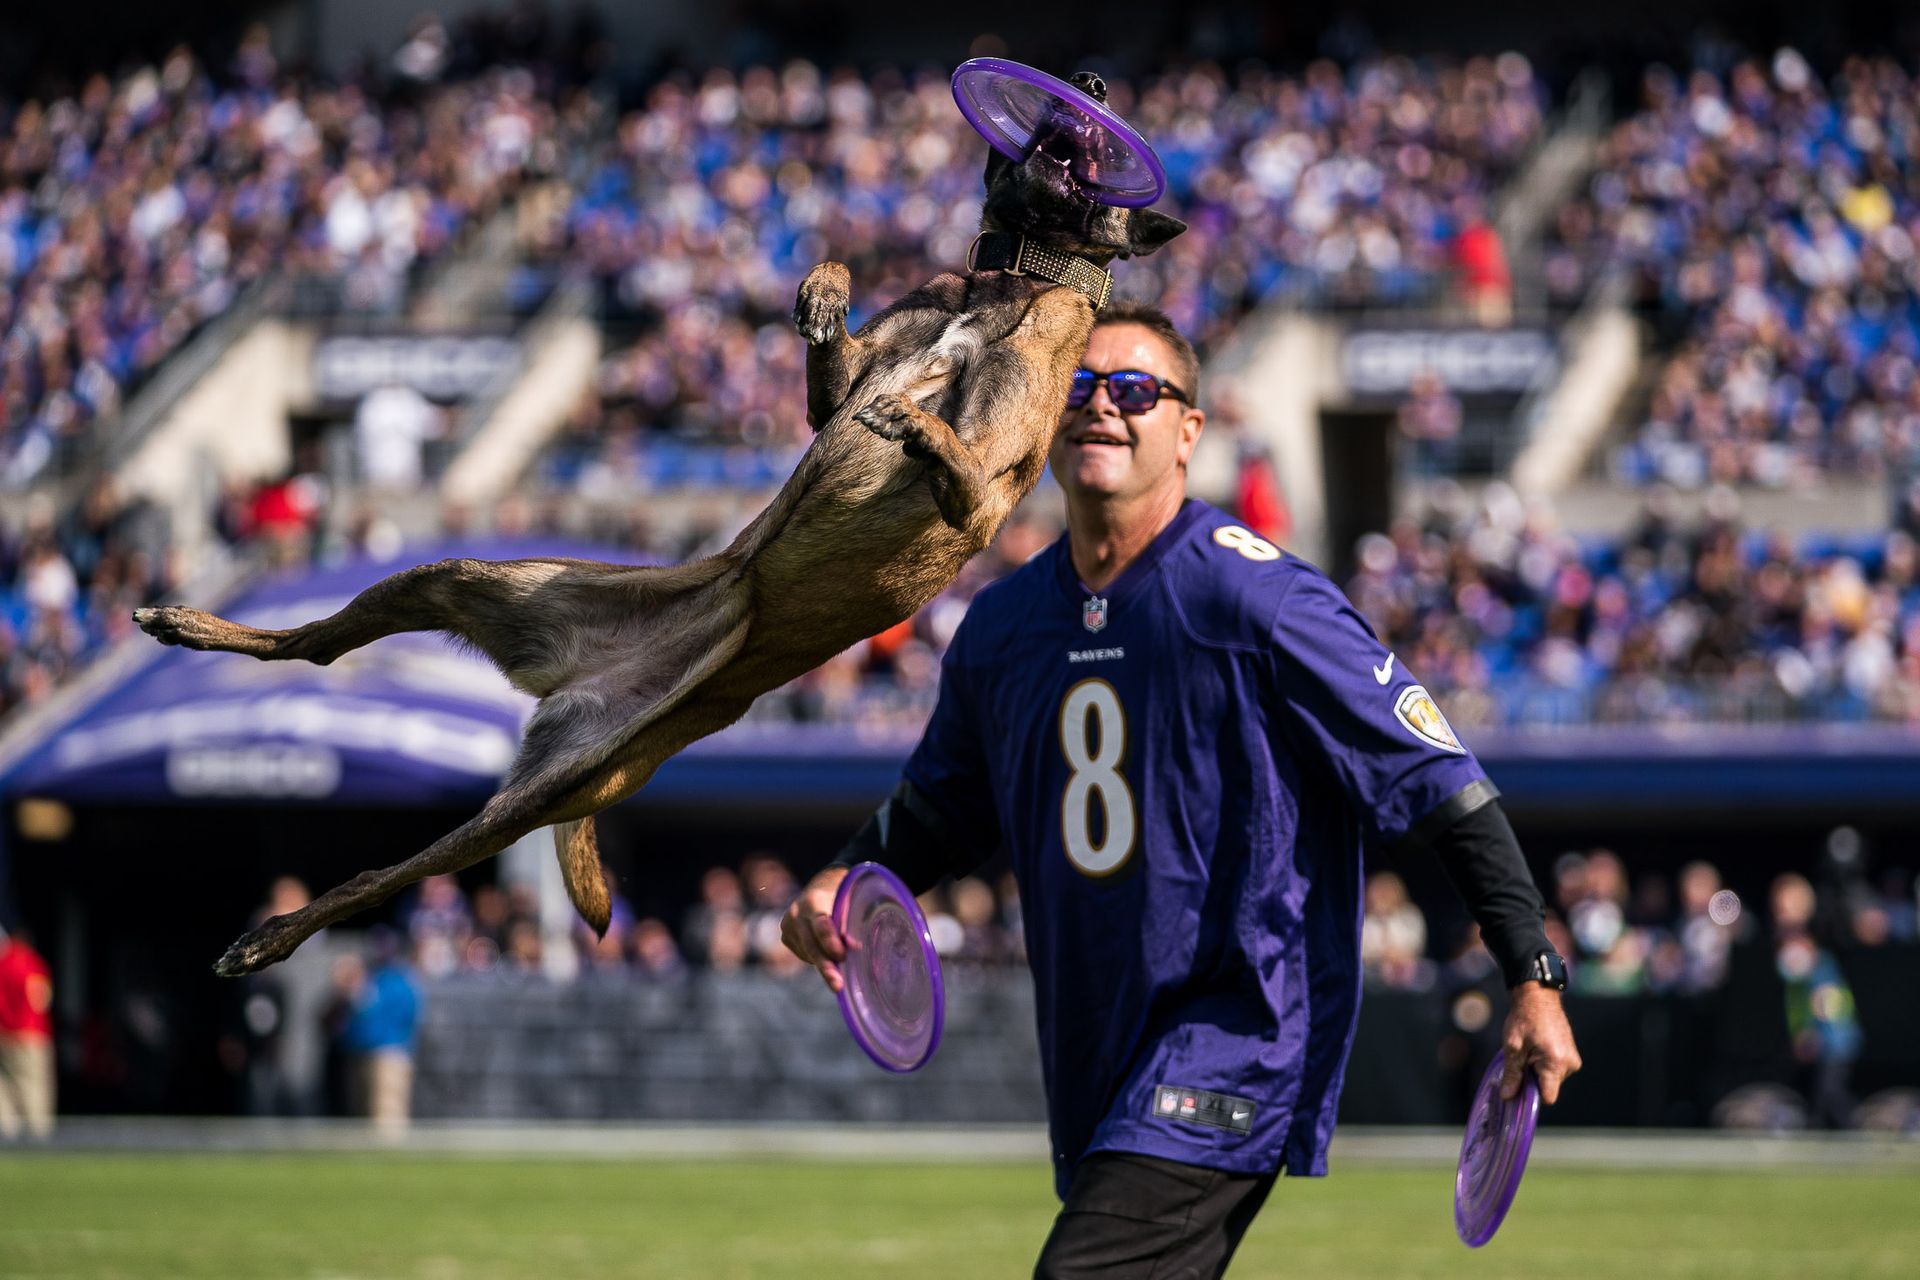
951, 57, 1167, 208
832, 862, 945, 1073
1454, 1050, 1540, 1247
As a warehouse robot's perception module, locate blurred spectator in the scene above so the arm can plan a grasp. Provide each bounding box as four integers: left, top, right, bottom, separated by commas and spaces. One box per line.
1771, 873, 1863, 1128
1361, 871, 1432, 990
332, 928, 422, 1133
1674, 861, 1738, 993
949, 876, 1013, 966
0, 922, 54, 1140
740, 854, 804, 973
354, 382, 445, 491
1452, 211, 1512, 327
221, 876, 331, 1116
682, 865, 745, 964
407, 874, 474, 979
1397, 371, 1463, 476
629, 917, 687, 980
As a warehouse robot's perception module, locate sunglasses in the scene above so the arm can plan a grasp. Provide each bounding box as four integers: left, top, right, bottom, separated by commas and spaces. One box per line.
1066, 368, 1191, 414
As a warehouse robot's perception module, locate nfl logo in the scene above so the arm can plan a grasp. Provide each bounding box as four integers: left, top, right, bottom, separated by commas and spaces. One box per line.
1082, 595, 1109, 633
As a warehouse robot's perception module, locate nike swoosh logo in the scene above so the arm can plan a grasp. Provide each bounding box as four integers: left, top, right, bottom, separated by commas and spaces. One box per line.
1231, 1109, 1250, 1120
1373, 653, 1395, 684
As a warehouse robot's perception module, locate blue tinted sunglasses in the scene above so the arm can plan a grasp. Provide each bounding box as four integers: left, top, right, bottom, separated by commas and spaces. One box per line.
1067, 368, 1191, 414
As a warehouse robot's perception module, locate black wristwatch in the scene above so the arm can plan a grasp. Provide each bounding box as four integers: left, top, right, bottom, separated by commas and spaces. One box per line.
1524, 951, 1569, 991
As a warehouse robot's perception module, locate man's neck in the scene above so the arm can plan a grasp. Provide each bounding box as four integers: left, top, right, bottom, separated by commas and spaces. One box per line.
1066, 486, 1187, 593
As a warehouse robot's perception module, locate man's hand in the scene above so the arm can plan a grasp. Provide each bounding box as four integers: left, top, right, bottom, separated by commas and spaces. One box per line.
780, 866, 851, 993
1500, 985, 1581, 1105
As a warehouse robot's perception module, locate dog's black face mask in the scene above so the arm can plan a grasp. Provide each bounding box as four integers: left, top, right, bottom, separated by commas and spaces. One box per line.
978, 71, 1185, 263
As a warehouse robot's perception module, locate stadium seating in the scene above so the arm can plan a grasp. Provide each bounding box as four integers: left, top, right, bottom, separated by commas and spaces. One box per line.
0, 42, 590, 488
1543, 54, 1920, 489
540, 55, 1545, 490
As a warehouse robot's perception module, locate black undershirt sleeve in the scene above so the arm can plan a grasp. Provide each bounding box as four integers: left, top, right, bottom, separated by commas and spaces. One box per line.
1406, 787, 1553, 989
828, 780, 991, 896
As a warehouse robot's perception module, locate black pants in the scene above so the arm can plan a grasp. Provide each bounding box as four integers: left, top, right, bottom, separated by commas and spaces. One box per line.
1034, 1152, 1278, 1279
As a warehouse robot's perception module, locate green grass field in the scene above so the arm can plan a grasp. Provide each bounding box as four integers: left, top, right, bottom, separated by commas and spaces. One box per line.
1, 1154, 1915, 1279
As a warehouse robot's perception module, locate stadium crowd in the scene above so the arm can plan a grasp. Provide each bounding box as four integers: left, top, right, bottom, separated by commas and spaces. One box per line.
0, 30, 599, 490
1347, 484, 1920, 725
395, 856, 1027, 983
538, 53, 1541, 490
1543, 52, 1920, 489
375, 827, 1914, 1007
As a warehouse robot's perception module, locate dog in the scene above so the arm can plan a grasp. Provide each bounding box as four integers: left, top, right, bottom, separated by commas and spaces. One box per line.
133, 72, 1185, 975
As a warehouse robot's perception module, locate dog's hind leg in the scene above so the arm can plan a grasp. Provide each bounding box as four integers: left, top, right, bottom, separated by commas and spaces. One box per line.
213, 600, 757, 972
212, 687, 637, 975
133, 557, 732, 692
214, 786, 562, 975
134, 557, 572, 665
794, 261, 871, 429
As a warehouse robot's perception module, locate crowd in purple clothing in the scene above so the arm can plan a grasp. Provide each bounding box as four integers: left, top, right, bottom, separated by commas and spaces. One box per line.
1544, 53, 1920, 489
0, 27, 598, 488
1346, 485, 1920, 726
539, 54, 1541, 489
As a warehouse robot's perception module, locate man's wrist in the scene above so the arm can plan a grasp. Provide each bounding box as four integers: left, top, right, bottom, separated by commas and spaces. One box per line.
1509, 950, 1568, 993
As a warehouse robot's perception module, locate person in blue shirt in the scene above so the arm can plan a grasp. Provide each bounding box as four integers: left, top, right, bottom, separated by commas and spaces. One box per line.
783, 302, 1581, 1278
335, 928, 421, 1133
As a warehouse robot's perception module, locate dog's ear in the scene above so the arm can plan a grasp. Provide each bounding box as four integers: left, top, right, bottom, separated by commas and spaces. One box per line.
1124, 208, 1186, 258
983, 148, 1013, 189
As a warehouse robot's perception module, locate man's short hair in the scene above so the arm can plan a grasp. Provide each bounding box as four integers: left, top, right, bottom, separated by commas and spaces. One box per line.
1093, 302, 1200, 406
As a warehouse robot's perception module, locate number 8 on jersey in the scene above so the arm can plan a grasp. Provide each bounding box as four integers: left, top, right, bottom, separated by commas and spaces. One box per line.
1057, 678, 1137, 876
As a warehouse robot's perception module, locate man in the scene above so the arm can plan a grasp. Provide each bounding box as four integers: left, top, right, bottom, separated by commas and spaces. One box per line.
783, 302, 1580, 1277
333, 928, 421, 1133
0, 923, 56, 1140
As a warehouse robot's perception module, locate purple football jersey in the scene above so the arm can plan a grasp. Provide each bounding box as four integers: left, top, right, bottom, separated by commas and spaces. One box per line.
903, 500, 1491, 1196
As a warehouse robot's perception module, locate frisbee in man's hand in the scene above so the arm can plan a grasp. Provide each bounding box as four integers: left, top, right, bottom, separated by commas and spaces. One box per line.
951, 58, 1167, 208
1454, 1050, 1540, 1247
833, 862, 945, 1073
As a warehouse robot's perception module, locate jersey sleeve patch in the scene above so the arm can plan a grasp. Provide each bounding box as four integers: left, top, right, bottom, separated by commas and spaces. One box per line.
1393, 685, 1465, 754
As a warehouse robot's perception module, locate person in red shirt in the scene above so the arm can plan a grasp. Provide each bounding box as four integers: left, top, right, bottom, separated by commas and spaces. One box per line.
1452, 210, 1513, 328
0, 923, 55, 1140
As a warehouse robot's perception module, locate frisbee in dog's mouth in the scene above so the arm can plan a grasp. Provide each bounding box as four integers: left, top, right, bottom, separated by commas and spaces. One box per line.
952, 58, 1166, 208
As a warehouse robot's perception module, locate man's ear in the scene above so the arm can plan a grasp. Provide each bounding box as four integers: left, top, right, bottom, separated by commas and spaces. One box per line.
1124, 208, 1186, 258
1176, 405, 1205, 468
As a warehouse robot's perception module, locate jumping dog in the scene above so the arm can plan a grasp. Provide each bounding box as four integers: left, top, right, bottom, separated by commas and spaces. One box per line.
135, 73, 1184, 974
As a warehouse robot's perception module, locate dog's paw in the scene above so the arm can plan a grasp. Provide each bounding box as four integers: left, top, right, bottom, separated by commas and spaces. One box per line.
213, 916, 305, 977
794, 261, 852, 345
854, 394, 919, 442
134, 605, 216, 649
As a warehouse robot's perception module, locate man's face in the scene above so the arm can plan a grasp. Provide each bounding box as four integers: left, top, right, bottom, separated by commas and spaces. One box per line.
1050, 322, 1203, 505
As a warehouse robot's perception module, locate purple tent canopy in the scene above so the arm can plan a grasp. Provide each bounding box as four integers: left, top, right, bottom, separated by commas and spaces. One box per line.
0, 541, 653, 808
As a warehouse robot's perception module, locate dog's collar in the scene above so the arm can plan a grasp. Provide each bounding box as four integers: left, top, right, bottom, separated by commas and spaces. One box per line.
967, 231, 1113, 311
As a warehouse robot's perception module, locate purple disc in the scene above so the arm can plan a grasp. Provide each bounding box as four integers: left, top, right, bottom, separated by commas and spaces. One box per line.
951, 57, 1167, 208
1454, 1050, 1540, 1247
832, 862, 945, 1073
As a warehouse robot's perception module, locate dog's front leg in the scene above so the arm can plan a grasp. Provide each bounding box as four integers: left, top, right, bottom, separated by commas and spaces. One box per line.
794, 261, 867, 430
855, 393, 988, 530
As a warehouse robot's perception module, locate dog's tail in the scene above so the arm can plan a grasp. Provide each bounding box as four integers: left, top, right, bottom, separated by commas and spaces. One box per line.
554, 817, 612, 936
